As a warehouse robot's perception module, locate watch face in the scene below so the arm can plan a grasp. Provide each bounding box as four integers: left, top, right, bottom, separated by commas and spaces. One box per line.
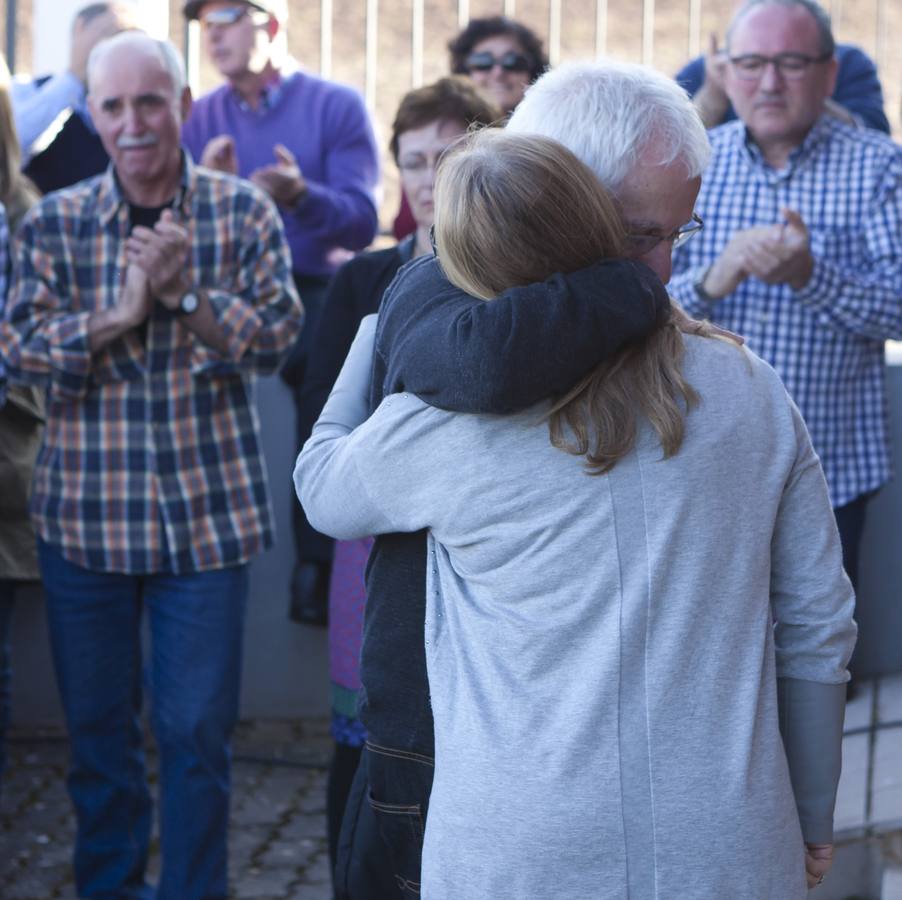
180, 292, 199, 315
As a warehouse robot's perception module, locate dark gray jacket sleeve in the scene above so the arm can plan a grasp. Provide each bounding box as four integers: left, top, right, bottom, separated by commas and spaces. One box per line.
375, 256, 670, 414
777, 678, 847, 844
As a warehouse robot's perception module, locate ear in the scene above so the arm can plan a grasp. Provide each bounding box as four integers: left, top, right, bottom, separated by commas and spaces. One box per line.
823, 55, 839, 101
180, 85, 193, 123
265, 14, 280, 41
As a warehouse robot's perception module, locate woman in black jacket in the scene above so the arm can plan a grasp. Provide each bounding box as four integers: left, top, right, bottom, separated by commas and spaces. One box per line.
295, 76, 501, 888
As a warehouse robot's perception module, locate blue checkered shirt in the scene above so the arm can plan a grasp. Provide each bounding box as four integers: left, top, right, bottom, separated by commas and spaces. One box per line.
0, 156, 303, 573
670, 116, 902, 508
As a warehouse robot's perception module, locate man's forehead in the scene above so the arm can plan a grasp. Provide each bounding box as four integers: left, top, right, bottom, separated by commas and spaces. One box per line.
729, 3, 821, 51
91, 51, 175, 98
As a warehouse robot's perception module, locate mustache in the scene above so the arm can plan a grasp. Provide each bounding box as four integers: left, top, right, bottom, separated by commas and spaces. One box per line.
117, 134, 159, 149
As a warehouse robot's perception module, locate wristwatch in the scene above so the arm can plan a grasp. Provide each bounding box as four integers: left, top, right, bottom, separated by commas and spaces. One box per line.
693, 266, 716, 303
177, 291, 200, 316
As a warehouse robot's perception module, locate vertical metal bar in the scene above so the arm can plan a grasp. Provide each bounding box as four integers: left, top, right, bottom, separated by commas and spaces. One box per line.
642, 0, 655, 65
688, 0, 702, 58
875, 0, 887, 79
595, 0, 607, 57
365, 0, 378, 109
548, 0, 561, 66
831, 0, 843, 29
457, 0, 469, 31
184, 19, 200, 97
411, 0, 424, 87
320, 0, 332, 79
6, 0, 17, 71
504, 0, 516, 17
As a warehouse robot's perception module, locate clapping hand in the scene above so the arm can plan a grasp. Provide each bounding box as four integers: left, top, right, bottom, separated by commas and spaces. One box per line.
125, 209, 191, 309
250, 144, 307, 208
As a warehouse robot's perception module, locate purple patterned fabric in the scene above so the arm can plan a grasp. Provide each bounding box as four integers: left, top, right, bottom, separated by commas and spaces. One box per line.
329, 537, 373, 692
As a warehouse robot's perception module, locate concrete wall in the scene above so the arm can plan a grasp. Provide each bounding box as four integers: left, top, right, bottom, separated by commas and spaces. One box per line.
11, 364, 902, 726
855, 364, 902, 678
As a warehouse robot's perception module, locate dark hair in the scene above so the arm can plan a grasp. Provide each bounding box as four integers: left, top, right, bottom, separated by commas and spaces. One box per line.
389, 76, 502, 162
75, 2, 116, 28
448, 17, 547, 84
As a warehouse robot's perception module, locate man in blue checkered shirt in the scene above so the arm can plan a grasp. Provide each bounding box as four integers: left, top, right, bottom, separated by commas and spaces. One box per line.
670, 0, 901, 627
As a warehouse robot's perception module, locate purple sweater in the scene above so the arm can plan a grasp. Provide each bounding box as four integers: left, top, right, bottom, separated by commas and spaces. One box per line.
182, 70, 380, 277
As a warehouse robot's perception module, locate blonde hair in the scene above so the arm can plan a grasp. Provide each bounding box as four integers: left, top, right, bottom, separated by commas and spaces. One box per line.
0, 56, 39, 232
433, 128, 703, 474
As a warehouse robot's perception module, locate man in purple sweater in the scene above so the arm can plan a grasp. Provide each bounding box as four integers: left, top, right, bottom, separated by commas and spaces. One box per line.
182, 0, 381, 624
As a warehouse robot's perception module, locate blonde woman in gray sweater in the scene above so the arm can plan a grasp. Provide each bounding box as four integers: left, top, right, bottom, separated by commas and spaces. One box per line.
295, 129, 856, 899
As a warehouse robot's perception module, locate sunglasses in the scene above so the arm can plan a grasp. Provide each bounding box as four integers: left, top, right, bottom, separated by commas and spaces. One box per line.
199, 5, 266, 28
464, 50, 532, 74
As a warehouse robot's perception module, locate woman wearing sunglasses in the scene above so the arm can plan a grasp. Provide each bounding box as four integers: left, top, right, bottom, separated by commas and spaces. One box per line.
297, 128, 855, 898
449, 16, 547, 114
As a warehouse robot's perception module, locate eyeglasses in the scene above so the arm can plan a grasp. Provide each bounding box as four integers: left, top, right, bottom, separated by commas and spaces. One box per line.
464, 50, 532, 74
728, 52, 833, 81
198, 5, 265, 29
397, 146, 455, 176
626, 213, 704, 255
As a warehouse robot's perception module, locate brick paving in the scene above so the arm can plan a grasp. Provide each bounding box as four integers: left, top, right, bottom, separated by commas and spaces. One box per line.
0, 720, 335, 900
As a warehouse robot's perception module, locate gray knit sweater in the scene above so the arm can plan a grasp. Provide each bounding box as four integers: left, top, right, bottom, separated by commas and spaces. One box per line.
296, 321, 856, 900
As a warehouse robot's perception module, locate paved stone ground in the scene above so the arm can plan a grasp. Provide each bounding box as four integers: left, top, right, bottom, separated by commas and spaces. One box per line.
0, 719, 335, 900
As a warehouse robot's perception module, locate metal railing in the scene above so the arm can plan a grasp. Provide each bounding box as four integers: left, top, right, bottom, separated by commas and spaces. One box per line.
2, 0, 899, 134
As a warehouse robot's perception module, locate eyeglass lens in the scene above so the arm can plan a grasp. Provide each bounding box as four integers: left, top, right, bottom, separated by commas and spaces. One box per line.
729, 53, 829, 79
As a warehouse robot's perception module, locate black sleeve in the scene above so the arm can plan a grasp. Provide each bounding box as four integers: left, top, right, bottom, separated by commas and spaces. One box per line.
299, 264, 372, 441
294, 254, 396, 564
376, 256, 671, 414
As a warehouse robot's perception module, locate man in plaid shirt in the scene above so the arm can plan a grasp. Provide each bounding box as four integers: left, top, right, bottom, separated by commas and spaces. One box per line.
0, 31, 302, 898
670, 0, 901, 624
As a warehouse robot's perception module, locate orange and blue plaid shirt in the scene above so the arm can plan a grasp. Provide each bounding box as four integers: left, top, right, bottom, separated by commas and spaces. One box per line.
0, 155, 304, 573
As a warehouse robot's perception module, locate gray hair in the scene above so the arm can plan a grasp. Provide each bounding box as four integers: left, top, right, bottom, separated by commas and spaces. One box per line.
726, 0, 835, 57
506, 60, 710, 192
87, 31, 186, 96
73, 1, 139, 32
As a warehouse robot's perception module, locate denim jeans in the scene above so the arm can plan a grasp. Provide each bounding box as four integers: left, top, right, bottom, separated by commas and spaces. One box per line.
334, 747, 404, 900
0, 580, 15, 792
334, 741, 434, 899
38, 540, 248, 900
834, 492, 872, 679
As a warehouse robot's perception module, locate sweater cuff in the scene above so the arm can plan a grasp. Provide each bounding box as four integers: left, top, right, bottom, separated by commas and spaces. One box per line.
777, 677, 846, 844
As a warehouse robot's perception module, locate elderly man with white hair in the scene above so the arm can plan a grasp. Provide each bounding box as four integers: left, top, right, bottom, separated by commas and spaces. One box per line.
0, 30, 302, 899
297, 57, 853, 897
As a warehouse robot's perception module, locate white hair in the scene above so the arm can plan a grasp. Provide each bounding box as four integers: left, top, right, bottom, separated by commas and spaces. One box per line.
87, 31, 186, 97
507, 60, 711, 191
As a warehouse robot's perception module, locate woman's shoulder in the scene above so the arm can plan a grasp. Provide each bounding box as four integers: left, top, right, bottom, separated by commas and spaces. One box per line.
683, 332, 780, 383
681, 333, 797, 419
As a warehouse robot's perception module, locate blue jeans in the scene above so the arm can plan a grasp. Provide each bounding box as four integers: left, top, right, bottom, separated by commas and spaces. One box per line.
334, 742, 434, 899
0, 580, 15, 791
38, 540, 248, 900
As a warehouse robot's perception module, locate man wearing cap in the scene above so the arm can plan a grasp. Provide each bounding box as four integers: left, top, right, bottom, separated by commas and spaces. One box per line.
182, 0, 381, 627
0, 31, 302, 898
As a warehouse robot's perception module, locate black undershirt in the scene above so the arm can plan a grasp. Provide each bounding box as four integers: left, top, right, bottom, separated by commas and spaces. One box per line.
128, 201, 173, 342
